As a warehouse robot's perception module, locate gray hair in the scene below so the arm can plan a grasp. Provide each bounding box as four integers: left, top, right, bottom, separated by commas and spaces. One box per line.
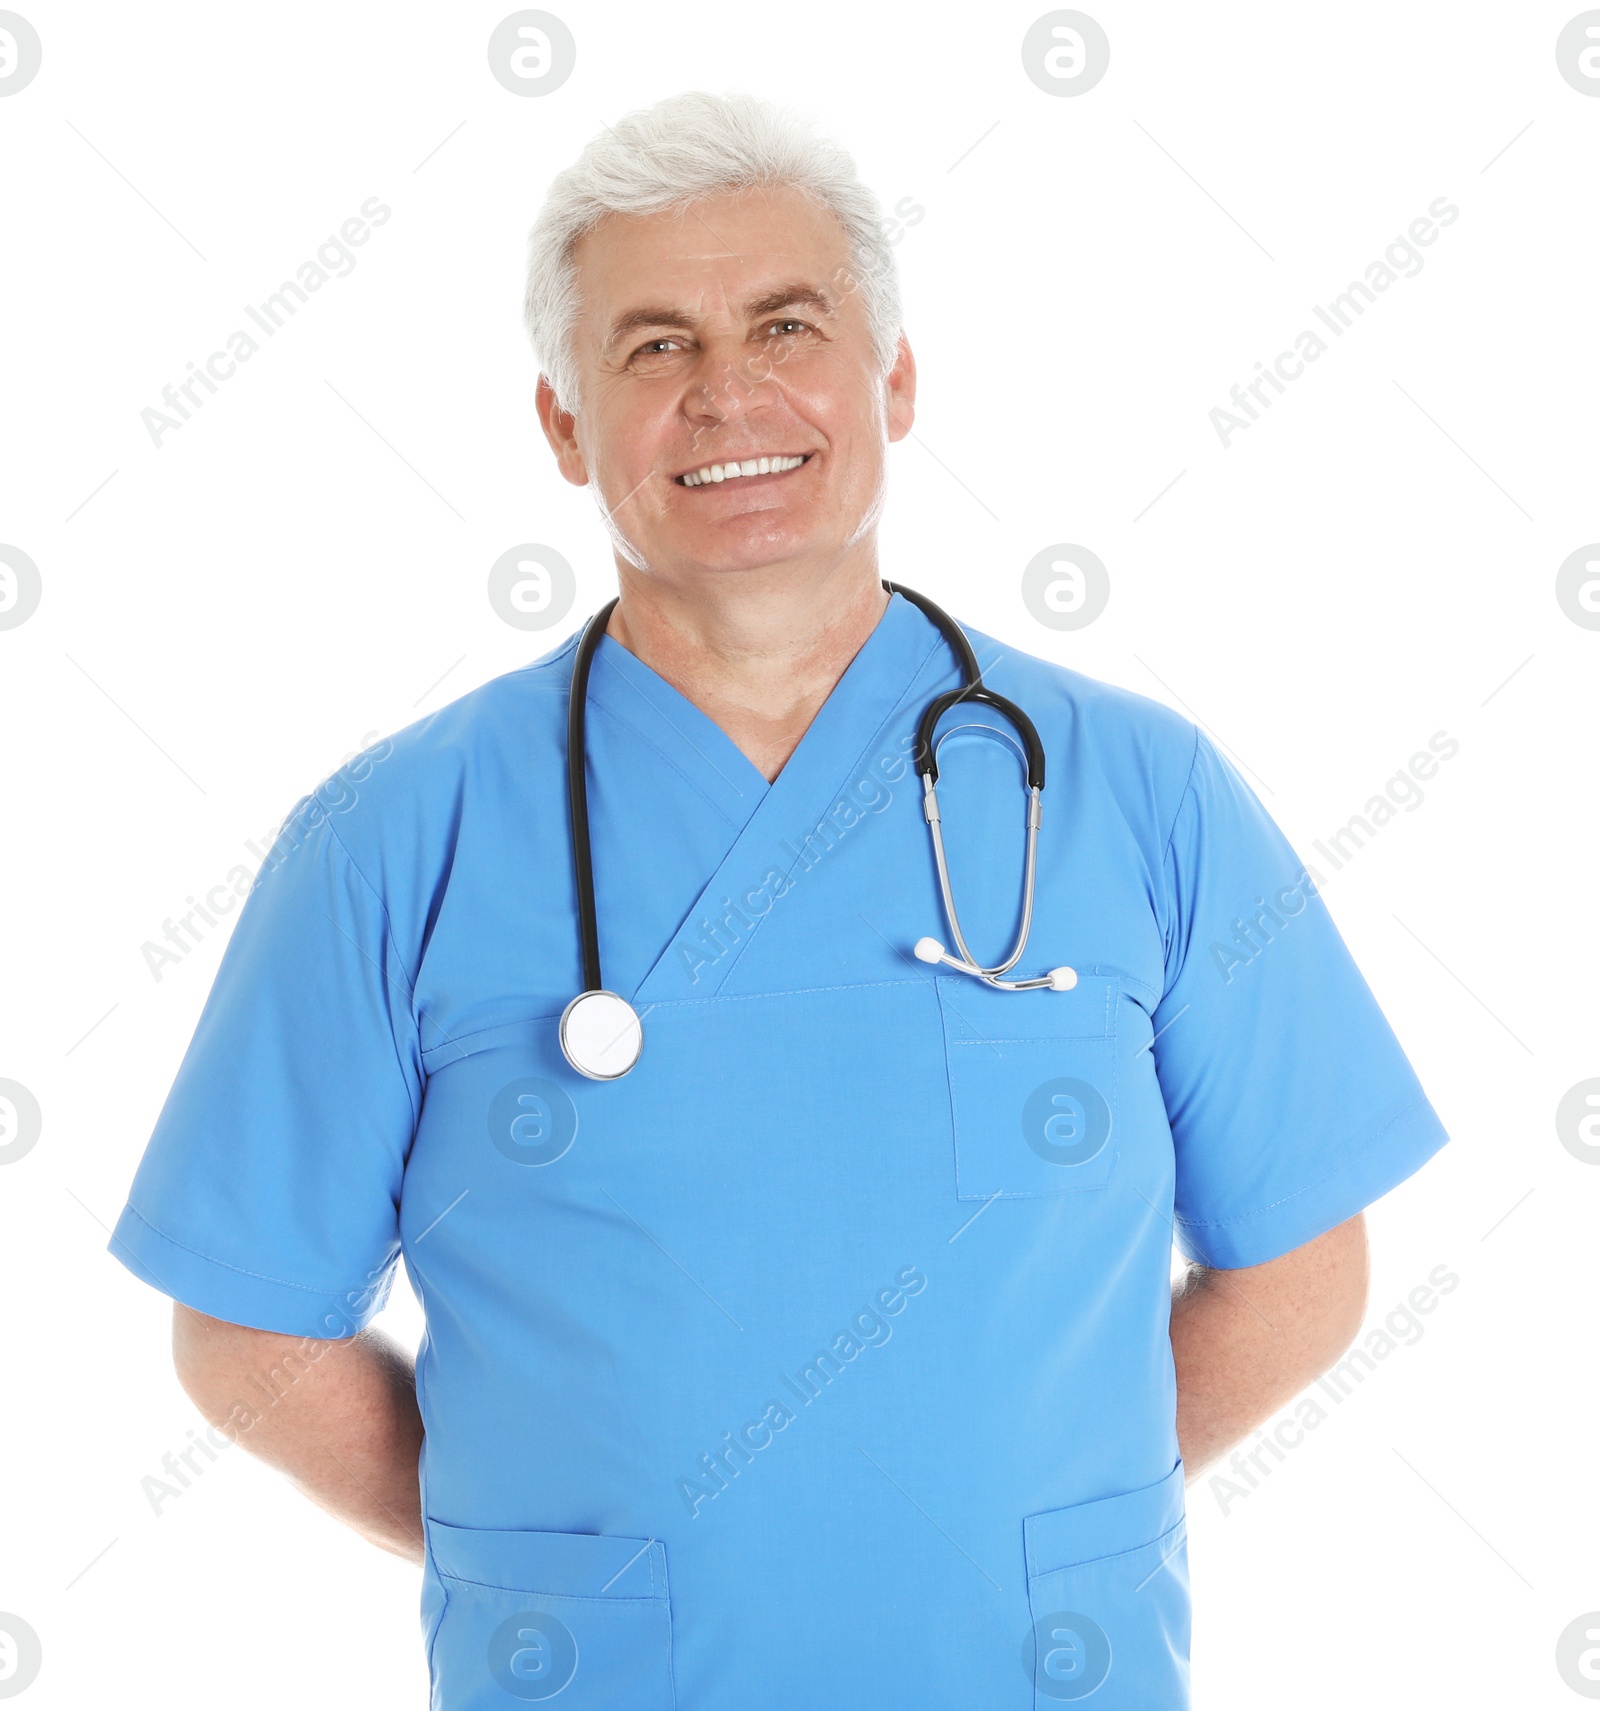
523, 90, 903, 417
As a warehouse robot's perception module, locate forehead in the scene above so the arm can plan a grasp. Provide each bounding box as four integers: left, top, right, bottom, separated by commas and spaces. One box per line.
569, 184, 853, 334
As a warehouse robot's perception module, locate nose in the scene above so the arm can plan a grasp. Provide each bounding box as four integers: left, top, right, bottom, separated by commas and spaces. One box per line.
684, 338, 783, 429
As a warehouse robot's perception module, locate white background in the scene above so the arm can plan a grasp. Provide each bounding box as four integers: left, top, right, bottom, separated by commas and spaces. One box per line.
1, 2, 1596, 1706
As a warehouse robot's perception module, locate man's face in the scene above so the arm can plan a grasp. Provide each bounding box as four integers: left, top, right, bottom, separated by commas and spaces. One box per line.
539, 183, 914, 587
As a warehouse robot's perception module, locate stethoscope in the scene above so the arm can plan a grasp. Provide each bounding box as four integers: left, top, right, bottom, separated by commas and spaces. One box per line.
557, 582, 1077, 1081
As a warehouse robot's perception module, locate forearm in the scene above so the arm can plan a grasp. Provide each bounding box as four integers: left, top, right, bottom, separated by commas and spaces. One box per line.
173, 1305, 425, 1563
1169, 1214, 1369, 1480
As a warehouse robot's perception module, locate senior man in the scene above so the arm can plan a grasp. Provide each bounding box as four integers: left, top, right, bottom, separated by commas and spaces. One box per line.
110, 91, 1450, 1708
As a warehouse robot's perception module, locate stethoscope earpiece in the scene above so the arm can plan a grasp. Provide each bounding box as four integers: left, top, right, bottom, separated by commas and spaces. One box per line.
914, 936, 1077, 992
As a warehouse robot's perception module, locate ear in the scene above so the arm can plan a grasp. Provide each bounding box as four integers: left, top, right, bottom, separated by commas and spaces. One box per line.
884, 333, 916, 443
535, 375, 590, 486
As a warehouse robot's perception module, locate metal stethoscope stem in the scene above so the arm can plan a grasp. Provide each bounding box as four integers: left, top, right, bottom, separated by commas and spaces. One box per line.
914, 770, 1075, 992
917, 773, 1071, 991
889, 583, 1075, 995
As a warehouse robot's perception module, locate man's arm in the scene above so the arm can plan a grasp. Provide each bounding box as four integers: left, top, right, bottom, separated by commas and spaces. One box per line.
172, 1304, 426, 1563
1170, 1212, 1369, 1480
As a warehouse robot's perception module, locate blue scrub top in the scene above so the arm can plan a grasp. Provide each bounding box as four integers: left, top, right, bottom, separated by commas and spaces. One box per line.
108, 592, 1449, 1709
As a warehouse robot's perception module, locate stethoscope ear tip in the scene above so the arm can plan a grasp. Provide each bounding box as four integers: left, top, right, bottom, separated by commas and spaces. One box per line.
913, 937, 1075, 991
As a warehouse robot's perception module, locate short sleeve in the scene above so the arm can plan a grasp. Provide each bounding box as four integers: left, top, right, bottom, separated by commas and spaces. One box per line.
107, 792, 422, 1337
1152, 730, 1449, 1270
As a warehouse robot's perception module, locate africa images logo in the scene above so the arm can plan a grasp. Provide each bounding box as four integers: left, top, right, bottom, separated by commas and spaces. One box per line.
675, 1265, 928, 1515
139, 197, 392, 448
1208, 197, 1460, 449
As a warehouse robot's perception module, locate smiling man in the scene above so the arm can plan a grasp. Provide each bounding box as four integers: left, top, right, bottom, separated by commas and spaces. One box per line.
109, 91, 1451, 1708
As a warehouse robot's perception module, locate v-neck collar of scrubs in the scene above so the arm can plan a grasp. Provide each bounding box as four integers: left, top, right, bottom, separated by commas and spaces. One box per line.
584, 590, 954, 1005
587, 628, 769, 830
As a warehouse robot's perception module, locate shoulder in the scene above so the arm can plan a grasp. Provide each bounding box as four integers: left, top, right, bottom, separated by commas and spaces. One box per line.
268, 629, 583, 879
373, 632, 579, 794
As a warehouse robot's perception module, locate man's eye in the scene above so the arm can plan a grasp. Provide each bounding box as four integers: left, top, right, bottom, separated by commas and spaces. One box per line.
629, 322, 810, 362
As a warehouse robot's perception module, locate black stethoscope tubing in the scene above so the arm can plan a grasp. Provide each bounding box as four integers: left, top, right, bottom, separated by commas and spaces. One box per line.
564, 581, 1058, 1006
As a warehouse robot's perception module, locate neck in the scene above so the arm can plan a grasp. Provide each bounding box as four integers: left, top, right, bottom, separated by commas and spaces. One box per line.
606, 562, 891, 782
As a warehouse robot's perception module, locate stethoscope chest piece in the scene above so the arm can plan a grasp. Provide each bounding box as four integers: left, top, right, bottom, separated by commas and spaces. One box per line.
559, 990, 643, 1080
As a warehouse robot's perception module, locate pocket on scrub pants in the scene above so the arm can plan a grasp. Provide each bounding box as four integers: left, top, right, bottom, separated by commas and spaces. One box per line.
1021, 1461, 1190, 1708
425, 1519, 675, 1710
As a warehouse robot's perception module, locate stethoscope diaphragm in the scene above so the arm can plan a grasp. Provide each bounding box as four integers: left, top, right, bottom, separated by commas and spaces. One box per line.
559, 989, 644, 1080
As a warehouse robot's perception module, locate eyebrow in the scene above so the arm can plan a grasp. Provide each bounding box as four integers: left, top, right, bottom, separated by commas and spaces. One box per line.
601, 283, 838, 357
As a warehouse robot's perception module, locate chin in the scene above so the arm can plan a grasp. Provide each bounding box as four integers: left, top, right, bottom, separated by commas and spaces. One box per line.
675, 524, 822, 574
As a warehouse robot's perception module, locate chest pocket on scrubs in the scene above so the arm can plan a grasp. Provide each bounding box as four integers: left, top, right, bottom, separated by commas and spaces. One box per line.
936, 975, 1119, 1199
426, 1519, 675, 1710
1022, 1462, 1190, 1708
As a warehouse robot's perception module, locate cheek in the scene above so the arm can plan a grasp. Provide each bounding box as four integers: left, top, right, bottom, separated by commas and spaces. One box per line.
591, 406, 672, 487
827, 423, 886, 489
829, 372, 893, 454
774, 346, 877, 428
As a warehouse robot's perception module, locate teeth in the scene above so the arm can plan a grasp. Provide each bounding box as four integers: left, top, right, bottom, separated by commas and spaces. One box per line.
681, 454, 807, 487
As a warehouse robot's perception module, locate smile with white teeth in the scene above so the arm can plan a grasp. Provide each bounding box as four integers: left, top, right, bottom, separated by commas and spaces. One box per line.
677, 454, 811, 487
